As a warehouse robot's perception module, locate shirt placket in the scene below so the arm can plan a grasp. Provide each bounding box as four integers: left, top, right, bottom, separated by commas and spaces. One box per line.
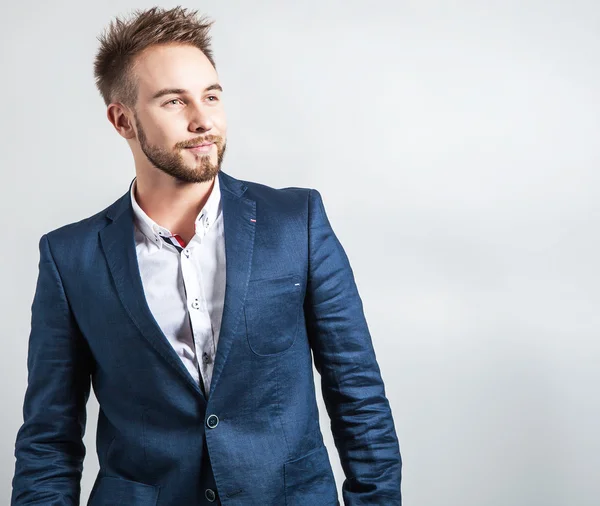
180, 212, 215, 394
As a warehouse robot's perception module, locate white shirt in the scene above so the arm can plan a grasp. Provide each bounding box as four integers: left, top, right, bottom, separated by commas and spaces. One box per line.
130, 176, 226, 395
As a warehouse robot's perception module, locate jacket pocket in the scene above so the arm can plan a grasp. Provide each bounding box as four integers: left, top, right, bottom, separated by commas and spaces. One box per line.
244, 274, 303, 356
88, 476, 159, 506
284, 445, 339, 506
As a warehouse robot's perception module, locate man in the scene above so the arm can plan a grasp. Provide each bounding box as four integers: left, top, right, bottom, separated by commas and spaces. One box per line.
11, 6, 401, 505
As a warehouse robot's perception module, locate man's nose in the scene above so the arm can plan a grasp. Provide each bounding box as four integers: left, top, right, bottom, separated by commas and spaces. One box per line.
188, 106, 213, 133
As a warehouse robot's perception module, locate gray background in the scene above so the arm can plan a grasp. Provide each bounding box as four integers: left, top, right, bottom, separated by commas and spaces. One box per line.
2, 1, 599, 505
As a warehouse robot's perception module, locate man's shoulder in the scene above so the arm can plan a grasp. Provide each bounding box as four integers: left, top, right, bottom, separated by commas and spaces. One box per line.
234, 175, 327, 223
229, 172, 313, 210
43, 187, 128, 250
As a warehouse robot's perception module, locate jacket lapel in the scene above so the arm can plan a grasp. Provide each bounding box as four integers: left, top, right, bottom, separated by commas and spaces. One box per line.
99, 181, 204, 397
98, 171, 255, 400
209, 172, 256, 398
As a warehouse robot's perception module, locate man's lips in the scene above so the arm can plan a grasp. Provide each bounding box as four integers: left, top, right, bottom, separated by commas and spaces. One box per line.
185, 142, 214, 153
186, 142, 213, 148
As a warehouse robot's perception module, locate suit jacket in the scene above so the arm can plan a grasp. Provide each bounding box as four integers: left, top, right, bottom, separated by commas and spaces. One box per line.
12, 170, 402, 505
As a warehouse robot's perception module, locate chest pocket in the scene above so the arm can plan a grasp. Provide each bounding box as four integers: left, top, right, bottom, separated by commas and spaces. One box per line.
244, 274, 303, 356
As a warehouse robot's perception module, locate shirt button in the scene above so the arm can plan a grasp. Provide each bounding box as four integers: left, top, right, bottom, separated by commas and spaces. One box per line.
206, 414, 219, 429
202, 352, 212, 365
205, 488, 216, 502
183, 248, 190, 257
191, 299, 200, 310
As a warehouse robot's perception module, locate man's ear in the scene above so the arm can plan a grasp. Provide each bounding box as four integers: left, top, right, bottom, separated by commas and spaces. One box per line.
106, 102, 136, 140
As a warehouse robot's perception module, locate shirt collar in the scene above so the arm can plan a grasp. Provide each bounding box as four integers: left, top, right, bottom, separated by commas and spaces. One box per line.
130, 175, 221, 249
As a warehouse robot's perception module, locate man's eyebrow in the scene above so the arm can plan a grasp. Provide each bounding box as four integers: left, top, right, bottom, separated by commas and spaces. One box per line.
151, 84, 224, 100
205, 83, 223, 93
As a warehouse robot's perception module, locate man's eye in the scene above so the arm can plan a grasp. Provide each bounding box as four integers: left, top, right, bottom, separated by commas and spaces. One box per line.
165, 99, 183, 106
207, 95, 219, 102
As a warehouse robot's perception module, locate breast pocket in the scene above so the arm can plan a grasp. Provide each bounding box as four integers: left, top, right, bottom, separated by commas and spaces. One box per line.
244, 274, 303, 356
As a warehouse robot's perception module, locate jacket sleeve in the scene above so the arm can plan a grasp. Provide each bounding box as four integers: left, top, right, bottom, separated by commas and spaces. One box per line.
12, 234, 93, 506
304, 189, 402, 505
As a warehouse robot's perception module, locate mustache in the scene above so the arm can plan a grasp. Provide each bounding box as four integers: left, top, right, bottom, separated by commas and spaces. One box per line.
177, 135, 223, 149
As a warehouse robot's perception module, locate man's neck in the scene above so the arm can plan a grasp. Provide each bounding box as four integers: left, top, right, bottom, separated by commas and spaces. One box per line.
133, 171, 216, 239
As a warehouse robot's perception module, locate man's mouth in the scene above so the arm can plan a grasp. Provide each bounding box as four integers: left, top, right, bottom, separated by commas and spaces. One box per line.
187, 141, 213, 148
185, 142, 214, 153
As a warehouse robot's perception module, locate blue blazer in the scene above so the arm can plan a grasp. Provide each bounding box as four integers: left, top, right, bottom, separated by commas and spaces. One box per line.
12, 170, 401, 505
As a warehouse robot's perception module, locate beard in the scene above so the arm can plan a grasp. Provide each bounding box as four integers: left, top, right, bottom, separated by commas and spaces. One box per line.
134, 112, 226, 184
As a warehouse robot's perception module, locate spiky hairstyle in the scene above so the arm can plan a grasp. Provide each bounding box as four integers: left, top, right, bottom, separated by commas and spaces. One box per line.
94, 6, 215, 107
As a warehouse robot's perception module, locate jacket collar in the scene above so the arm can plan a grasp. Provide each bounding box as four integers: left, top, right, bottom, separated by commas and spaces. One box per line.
106, 170, 248, 223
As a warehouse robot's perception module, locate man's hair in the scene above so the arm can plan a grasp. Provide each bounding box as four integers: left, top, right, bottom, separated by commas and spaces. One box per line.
94, 6, 216, 107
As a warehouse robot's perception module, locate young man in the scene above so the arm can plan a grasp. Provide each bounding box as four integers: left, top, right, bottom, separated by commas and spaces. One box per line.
11, 6, 401, 506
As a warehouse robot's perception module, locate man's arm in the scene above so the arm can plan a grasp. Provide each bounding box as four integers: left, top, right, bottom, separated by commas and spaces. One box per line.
12, 234, 93, 506
304, 189, 402, 505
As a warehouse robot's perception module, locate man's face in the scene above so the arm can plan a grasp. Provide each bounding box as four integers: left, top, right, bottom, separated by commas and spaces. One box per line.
129, 43, 227, 183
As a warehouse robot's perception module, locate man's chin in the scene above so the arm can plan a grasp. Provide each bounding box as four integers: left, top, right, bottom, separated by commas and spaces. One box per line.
186, 165, 220, 183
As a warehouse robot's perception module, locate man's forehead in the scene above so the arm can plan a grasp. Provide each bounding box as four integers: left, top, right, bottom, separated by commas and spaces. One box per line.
134, 44, 216, 90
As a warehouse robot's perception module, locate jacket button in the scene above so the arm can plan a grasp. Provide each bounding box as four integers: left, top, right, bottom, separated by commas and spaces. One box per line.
206, 414, 219, 429
205, 488, 216, 502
